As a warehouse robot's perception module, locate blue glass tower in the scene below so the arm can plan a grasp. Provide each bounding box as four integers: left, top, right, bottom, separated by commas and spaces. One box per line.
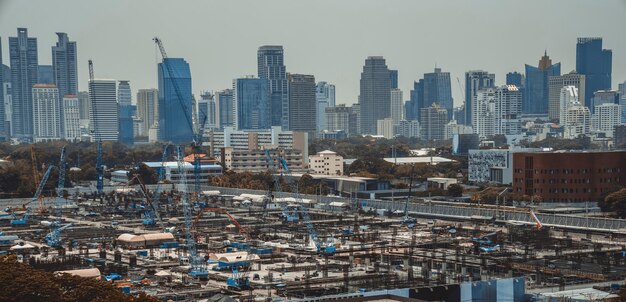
9, 28, 38, 141
158, 58, 193, 143
405, 79, 424, 121
465, 70, 495, 126
506, 72, 524, 87
389, 70, 398, 89
216, 89, 234, 129
524, 52, 560, 114
233, 77, 269, 130
257, 46, 288, 129
576, 37, 612, 106
118, 80, 134, 145
422, 68, 453, 120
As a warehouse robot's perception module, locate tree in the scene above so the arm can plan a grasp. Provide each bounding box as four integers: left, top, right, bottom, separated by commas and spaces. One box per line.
603, 188, 626, 218
447, 183, 463, 197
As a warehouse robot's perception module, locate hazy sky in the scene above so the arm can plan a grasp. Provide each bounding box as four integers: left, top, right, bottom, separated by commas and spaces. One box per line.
1, 0, 625, 106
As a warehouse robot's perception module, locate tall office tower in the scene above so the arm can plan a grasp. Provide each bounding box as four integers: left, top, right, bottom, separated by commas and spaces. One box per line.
524, 51, 561, 115
77, 91, 90, 119
424, 68, 454, 120
405, 79, 424, 121
2, 65, 10, 137
619, 81, 626, 123
506, 72, 524, 87
257, 46, 288, 129
37, 65, 54, 84
592, 103, 621, 137
62, 95, 80, 140
351, 103, 361, 134
233, 77, 269, 130
390, 88, 403, 123
576, 38, 612, 106
590, 90, 620, 114
473, 85, 522, 138
359, 56, 391, 135
315, 81, 335, 133
420, 103, 447, 141
389, 70, 398, 89
88, 79, 118, 141
0, 40, 4, 140
215, 89, 234, 129
136, 88, 158, 136
563, 104, 590, 139
288, 74, 316, 135
117, 80, 133, 145
559, 86, 579, 124
197, 91, 216, 129
548, 71, 586, 121
32, 84, 61, 142
52, 32, 78, 97
325, 105, 359, 136
158, 58, 193, 143
465, 70, 495, 126
9, 28, 38, 141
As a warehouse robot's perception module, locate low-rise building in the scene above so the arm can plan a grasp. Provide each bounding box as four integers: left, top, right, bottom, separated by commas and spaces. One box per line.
143, 161, 223, 183
469, 148, 540, 184
221, 147, 303, 173
309, 150, 343, 176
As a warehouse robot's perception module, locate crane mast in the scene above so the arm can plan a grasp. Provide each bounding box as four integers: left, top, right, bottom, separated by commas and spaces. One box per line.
88, 59, 104, 195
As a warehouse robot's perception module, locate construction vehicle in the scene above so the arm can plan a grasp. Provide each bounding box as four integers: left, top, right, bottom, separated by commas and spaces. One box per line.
11, 165, 54, 226
88, 60, 104, 195
175, 146, 208, 278
44, 223, 72, 248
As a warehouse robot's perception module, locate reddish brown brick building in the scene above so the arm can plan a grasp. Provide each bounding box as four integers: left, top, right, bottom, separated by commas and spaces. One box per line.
512, 151, 626, 202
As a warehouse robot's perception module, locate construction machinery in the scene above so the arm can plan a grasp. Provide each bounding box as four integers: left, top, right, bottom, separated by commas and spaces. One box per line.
192, 207, 249, 240
141, 145, 169, 228
176, 146, 208, 278
402, 165, 417, 228
44, 223, 72, 248
11, 165, 54, 226
263, 150, 299, 222
88, 60, 104, 195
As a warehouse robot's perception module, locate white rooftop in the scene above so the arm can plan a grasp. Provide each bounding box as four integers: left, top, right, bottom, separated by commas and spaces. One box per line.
383, 156, 454, 165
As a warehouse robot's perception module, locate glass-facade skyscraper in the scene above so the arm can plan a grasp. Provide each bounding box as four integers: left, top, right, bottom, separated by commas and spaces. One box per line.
9, 28, 38, 141
412, 68, 453, 121
576, 37, 612, 106
89, 79, 118, 141
315, 82, 335, 133
216, 89, 234, 129
233, 77, 269, 130
52, 32, 78, 97
258, 46, 288, 129
465, 70, 495, 126
524, 51, 561, 115
117, 80, 134, 145
37, 65, 54, 84
359, 56, 391, 135
288, 74, 316, 135
158, 58, 193, 143
405, 79, 424, 121
506, 72, 524, 87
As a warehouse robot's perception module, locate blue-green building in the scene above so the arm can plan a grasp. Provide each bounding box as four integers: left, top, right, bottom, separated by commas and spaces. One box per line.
158, 58, 193, 143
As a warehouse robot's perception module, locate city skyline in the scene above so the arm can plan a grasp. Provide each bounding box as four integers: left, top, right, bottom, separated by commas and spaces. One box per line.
1, 0, 625, 107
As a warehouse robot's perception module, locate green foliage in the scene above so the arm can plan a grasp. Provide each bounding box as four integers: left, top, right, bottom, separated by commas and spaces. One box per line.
601, 188, 626, 218
524, 135, 597, 150
447, 183, 463, 197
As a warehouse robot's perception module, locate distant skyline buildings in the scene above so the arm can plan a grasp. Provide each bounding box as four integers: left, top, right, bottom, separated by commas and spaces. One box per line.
465, 70, 495, 126
52, 32, 78, 97
233, 77, 269, 130
257, 45, 288, 129
315, 81, 335, 133
32, 84, 61, 142
88, 79, 118, 141
158, 57, 193, 143
136, 88, 158, 137
287, 73, 316, 135
524, 51, 561, 115
215, 89, 233, 129
576, 38, 612, 107
117, 80, 133, 145
359, 56, 391, 135
0, 39, 4, 140
548, 71, 585, 121
62, 95, 80, 140
9, 27, 38, 141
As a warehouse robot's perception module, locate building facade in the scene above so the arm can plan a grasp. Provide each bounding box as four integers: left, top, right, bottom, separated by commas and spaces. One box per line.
524, 51, 561, 115
51, 32, 78, 99
548, 71, 586, 121
221, 147, 303, 173
424, 68, 454, 120
9, 28, 38, 141
325, 104, 358, 136
559, 85, 579, 124
420, 103, 447, 141
576, 38, 612, 106
233, 77, 269, 130
465, 70, 495, 126
506, 72, 524, 87
117, 80, 133, 145
376, 118, 395, 139
88, 79, 118, 141
512, 151, 626, 202
309, 150, 343, 176
394, 120, 420, 138
32, 84, 61, 142
288, 74, 316, 134
390, 88, 403, 123
590, 90, 620, 114
136, 88, 158, 137
158, 58, 193, 143
591, 103, 621, 137
473, 85, 522, 138
215, 89, 234, 129
359, 56, 391, 135
0, 40, 4, 140
258, 46, 288, 129
62, 95, 80, 140
315, 81, 335, 133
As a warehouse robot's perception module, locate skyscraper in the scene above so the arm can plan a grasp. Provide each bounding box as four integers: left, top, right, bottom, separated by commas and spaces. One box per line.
325, 104, 358, 136
590, 90, 620, 114
257, 46, 288, 129
405, 79, 424, 121
136, 89, 158, 136
32, 84, 61, 142
359, 56, 391, 135
233, 77, 269, 130
576, 38, 612, 106
506, 72, 524, 87
473, 85, 522, 138
62, 95, 80, 140
158, 58, 193, 143
390, 88, 403, 123
524, 51, 561, 115
288, 74, 316, 135
420, 103, 447, 141
0, 39, 4, 140
423, 68, 454, 120
465, 70, 495, 126
2, 65, 10, 138
389, 70, 398, 89
619, 81, 626, 123
89, 79, 118, 141
37, 65, 54, 84
52, 32, 78, 97
315, 82, 335, 133
215, 89, 234, 129
118, 80, 133, 145
9, 28, 38, 141
197, 91, 216, 129
548, 71, 585, 121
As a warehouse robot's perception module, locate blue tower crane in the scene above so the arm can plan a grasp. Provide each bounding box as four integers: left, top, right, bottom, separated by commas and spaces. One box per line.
263, 150, 298, 222
142, 145, 168, 228
402, 165, 417, 228
44, 223, 72, 248
11, 165, 54, 226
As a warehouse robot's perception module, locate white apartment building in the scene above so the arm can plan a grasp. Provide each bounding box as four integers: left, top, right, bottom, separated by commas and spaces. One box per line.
395, 120, 420, 138
222, 147, 303, 173
559, 86, 579, 124
473, 85, 521, 138
376, 118, 395, 139
32, 84, 62, 142
62, 95, 81, 140
88, 79, 118, 141
390, 88, 403, 123
592, 103, 621, 138
563, 105, 591, 139
309, 150, 343, 176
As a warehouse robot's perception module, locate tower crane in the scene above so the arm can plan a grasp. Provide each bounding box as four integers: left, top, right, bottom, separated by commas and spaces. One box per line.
402, 165, 417, 228
44, 223, 72, 248
88, 60, 104, 195
49, 147, 67, 227
263, 150, 298, 222
176, 145, 208, 278
140, 145, 169, 228
11, 165, 54, 226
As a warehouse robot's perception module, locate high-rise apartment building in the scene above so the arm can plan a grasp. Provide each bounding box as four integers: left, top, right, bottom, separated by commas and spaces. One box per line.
233, 77, 269, 130
563, 105, 591, 139
257, 46, 288, 129
465, 70, 495, 126
136, 88, 158, 137
89, 79, 118, 141
405, 79, 423, 121
576, 38, 612, 106
288, 74, 316, 135
325, 105, 358, 136
197, 91, 216, 129
215, 89, 234, 129
376, 118, 395, 139
0, 39, 4, 140
420, 103, 447, 141
9, 28, 38, 141
473, 85, 522, 138
32, 84, 61, 142
78, 91, 90, 120
559, 86, 579, 124
524, 51, 561, 115
117, 80, 133, 145
394, 120, 420, 138
62, 95, 80, 140
52, 33, 78, 97
2, 65, 10, 138
424, 68, 454, 120
619, 82, 626, 123
590, 90, 619, 114
390, 88, 403, 123
158, 58, 193, 143
548, 71, 585, 121
315, 82, 335, 133
359, 56, 391, 135
591, 103, 621, 138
